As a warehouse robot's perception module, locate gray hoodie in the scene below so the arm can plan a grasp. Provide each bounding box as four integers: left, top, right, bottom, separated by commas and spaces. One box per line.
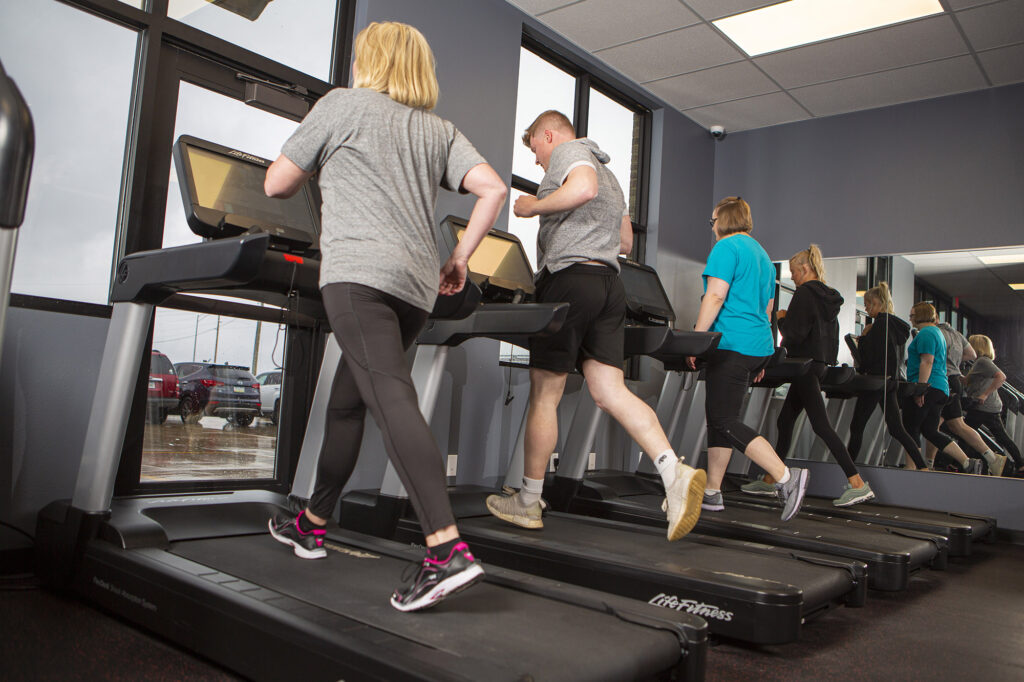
535, 137, 626, 275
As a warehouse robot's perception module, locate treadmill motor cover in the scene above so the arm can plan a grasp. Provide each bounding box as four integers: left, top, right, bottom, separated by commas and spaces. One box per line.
174, 135, 320, 253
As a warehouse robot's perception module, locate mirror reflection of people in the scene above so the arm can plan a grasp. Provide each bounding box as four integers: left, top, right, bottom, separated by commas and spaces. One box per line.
903, 302, 979, 474
964, 335, 1023, 476
742, 245, 873, 506
263, 21, 508, 612
486, 110, 706, 542
929, 321, 1007, 475
846, 283, 924, 467
687, 197, 808, 521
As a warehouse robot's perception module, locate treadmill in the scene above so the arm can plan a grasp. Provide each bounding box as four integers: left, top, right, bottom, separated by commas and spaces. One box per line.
548, 262, 947, 591
0, 57, 34, 365
341, 223, 868, 645
35, 137, 708, 681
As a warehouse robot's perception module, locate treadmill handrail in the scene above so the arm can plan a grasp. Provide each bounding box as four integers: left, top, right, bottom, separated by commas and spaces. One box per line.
416, 302, 569, 347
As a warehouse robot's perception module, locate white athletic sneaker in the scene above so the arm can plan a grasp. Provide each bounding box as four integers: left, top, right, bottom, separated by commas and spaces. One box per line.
661, 461, 706, 541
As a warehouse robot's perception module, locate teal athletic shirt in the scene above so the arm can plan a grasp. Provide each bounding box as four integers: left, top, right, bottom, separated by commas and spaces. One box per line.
907, 325, 950, 395
702, 233, 775, 358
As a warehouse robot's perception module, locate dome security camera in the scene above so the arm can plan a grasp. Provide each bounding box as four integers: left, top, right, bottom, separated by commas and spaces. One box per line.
709, 125, 727, 140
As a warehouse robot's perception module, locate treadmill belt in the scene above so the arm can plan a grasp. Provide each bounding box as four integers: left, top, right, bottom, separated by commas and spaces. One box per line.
171, 533, 679, 681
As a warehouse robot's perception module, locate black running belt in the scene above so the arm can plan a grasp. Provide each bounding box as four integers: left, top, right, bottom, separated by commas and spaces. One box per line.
171, 534, 680, 681
456, 513, 853, 608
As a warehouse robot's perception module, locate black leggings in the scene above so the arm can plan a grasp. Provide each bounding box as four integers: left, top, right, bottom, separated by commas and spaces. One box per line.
309, 282, 455, 535
705, 349, 772, 451
965, 409, 1023, 469
776, 361, 859, 478
901, 387, 952, 469
848, 380, 923, 465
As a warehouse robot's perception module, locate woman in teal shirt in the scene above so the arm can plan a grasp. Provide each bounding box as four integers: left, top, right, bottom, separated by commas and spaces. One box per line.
686, 197, 808, 521
902, 302, 976, 473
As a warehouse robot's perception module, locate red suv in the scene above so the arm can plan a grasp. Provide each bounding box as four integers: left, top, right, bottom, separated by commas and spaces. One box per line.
146, 350, 180, 425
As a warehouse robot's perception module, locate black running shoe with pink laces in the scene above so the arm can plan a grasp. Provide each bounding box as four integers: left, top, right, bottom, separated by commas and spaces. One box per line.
268, 510, 327, 559
390, 542, 484, 612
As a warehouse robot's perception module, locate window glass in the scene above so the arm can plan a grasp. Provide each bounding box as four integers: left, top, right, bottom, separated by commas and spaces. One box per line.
587, 87, 640, 220
512, 48, 576, 185
167, 0, 336, 81
0, 0, 137, 303
118, 0, 145, 8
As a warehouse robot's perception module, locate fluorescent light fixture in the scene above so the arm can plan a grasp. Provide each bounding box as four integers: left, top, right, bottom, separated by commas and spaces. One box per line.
1010, 283, 1024, 291
978, 254, 1024, 265
713, 0, 945, 57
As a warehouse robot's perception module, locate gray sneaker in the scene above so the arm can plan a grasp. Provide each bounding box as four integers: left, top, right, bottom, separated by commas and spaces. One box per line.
965, 459, 985, 475
739, 479, 776, 496
833, 482, 875, 507
774, 468, 809, 521
701, 490, 725, 512
486, 491, 543, 529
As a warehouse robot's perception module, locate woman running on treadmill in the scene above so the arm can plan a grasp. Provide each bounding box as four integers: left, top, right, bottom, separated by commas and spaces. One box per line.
845, 282, 925, 468
964, 334, 1024, 475
686, 197, 809, 521
263, 21, 507, 612
741, 245, 874, 507
902, 302, 977, 473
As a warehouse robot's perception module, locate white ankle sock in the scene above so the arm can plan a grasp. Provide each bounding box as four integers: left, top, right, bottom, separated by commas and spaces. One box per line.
654, 450, 678, 489
704, 488, 721, 497
777, 467, 792, 485
981, 450, 997, 464
520, 476, 544, 506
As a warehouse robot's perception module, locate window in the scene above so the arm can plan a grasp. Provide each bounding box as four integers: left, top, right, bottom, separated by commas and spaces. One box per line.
512, 48, 577, 186
0, 0, 138, 304
586, 87, 642, 220
167, 0, 337, 80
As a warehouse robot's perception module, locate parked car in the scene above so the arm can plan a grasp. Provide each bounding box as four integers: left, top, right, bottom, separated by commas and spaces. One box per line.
174, 362, 261, 426
146, 350, 179, 425
255, 370, 283, 425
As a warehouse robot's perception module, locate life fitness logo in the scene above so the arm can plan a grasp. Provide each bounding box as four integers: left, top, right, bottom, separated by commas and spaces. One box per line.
648, 593, 734, 622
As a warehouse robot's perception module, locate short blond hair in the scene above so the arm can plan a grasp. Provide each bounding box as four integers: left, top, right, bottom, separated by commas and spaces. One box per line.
521, 110, 574, 147
969, 334, 995, 360
714, 196, 752, 236
353, 22, 438, 110
790, 244, 827, 283
911, 301, 936, 325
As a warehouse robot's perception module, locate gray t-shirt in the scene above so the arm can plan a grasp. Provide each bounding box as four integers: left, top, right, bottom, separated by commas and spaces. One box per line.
282, 87, 486, 312
937, 322, 969, 377
536, 138, 626, 275
965, 356, 1003, 413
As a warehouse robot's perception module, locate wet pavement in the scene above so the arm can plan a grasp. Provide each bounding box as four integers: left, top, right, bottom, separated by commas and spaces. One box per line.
141, 416, 278, 481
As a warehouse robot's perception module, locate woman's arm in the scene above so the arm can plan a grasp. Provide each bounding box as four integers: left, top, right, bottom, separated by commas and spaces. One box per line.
978, 369, 1007, 403
264, 154, 314, 198
695, 277, 730, 332
440, 164, 507, 295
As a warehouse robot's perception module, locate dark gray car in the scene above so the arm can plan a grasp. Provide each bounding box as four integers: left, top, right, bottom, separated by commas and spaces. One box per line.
173, 362, 261, 426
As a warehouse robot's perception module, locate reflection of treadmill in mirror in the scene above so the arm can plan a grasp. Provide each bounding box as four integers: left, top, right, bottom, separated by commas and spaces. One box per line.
38, 148, 711, 680
343, 240, 869, 645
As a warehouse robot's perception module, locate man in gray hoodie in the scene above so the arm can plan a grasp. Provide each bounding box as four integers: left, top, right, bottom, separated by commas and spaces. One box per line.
486, 110, 706, 542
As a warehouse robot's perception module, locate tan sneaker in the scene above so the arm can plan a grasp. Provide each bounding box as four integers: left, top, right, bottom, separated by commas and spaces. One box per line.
987, 453, 1008, 476
485, 491, 544, 529
662, 461, 706, 541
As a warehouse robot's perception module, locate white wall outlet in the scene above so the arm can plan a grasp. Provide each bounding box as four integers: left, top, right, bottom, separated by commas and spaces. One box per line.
588, 452, 596, 470
447, 454, 458, 477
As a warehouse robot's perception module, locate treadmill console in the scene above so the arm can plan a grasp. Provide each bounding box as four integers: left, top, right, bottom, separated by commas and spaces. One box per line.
441, 215, 536, 302
620, 260, 676, 327
172, 135, 321, 255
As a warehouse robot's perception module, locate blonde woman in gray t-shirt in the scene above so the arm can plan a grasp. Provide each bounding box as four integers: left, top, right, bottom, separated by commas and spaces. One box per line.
264, 22, 506, 612
965, 335, 1023, 474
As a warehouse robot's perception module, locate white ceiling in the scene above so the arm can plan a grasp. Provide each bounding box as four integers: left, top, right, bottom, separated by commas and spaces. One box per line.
508, 0, 1024, 132
905, 247, 1024, 319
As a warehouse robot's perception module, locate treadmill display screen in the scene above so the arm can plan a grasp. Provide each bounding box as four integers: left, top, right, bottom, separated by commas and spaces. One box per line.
620, 261, 675, 323
452, 225, 536, 296
184, 144, 319, 237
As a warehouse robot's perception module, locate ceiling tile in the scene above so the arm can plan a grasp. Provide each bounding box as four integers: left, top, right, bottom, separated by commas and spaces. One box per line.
681, 0, 780, 22
978, 43, 1024, 84
683, 91, 810, 132
790, 56, 986, 117
755, 16, 968, 89
506, 0, 581, 14
594, 24, 743, 82
946, 0, 1005, 9
956, 0, 1024, 51
538, 0, 700, 51
647, 61, 777, 109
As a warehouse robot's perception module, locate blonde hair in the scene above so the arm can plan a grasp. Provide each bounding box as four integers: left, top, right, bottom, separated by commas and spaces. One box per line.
790, 244, 827, 283
521, 110, 575, 147
864, 281, 895, 314
911, 301, 937, 325
352, 22, 438, 110
714, 196, 752, 236
969, 334, 995, 360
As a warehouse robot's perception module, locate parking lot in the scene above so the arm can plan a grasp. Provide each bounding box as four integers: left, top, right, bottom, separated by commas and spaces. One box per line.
141, 415, 278, 482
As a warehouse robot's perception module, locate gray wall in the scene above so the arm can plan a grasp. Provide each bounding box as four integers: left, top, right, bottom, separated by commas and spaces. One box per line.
713, 83, 1024, 261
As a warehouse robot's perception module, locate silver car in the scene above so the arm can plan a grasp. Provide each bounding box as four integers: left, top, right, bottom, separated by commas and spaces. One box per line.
256, 370, 283, 425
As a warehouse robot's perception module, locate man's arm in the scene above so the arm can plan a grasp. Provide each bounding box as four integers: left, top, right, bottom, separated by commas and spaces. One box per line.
265, 154, 314, 198
513, 165, 597, 217
961, 337, 977, 362
619, 215, 633, 256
